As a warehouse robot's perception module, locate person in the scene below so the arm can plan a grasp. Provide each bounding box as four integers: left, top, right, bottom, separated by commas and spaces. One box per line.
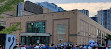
71, 45, 74, 49
34, 44, 40, 49
83, 45, 88, 49
15, 46, 20, 49
98, 44, 102, 47
75, 44, 78, 47
106, 46, 108, 49
20, 45, 26, 49
66, 44, 71, 49
2, 45, 5, 49
49, 44, 55, 49
110, 47, 111, 49
88, 46, 92, 49
64, 45, 67, 49
95, 46, 98, 49
14, 46, 17, 49
61, 44, 64, 49
30, 44, 34, 49
0, 45, 2, 49
79, 45, 83, 49
45, 44, 49, 49
40, 44, 46, 49
57, 45, 61, 49
27, 45, 31, 49
75, 44, 79, 49
27, 44, 34, 49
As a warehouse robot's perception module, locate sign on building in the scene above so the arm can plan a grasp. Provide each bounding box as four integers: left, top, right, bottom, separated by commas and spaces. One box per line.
0, 34, 16, 49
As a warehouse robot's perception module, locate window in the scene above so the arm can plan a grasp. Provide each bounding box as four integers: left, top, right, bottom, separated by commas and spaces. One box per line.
27, 22, 45, 33
58, 36, 63, 40
57, 24, 66, 34
17, 3, 23, 16
97, 29, 101, 38
102, 33, 104, 38
97, 29, 99, 36
84, 32, 86, 36
0, 23, 6, 26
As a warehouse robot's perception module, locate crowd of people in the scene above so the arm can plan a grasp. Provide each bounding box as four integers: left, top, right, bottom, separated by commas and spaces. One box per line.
14, 43, 75, 49
13, 43, 111, 49
1, 43, 111, 49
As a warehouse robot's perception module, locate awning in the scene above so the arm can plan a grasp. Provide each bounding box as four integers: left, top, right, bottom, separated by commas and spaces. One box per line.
19, 33, 51, 36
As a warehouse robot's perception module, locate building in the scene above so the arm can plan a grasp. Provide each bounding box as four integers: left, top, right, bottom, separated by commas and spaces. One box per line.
90, 17, 98, 22
1, 1, 60, 17
17, 1, 65, 16
79, 9, 89, 16
97, 8, 111, 31
18, 1, 56, 16
1, 10, 110, 45
36, 2, 65, 12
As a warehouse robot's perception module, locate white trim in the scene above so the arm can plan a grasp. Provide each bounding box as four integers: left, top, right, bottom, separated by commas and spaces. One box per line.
20, 33, 50, 36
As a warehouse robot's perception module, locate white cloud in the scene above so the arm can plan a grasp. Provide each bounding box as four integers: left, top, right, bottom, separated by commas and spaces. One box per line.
57, 2, 111, 17
25, 0, 111, 3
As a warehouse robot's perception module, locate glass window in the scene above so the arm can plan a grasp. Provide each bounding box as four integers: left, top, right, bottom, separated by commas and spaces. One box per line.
17, 3, 23, 16
57, 24, 66, 34
97, 29, 99, 36
58, 36, 63, 40
27, 22, 45, 33
27, 23, 32, 32
102, 33, 104, 37
84, 32, 85, 36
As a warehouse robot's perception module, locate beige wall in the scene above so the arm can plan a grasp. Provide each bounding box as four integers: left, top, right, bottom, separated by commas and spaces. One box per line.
77, 10, 111, 45
3, 10, 111, 45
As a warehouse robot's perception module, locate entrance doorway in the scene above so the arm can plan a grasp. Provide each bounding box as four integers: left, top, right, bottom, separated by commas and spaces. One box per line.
21, 36, 49, 45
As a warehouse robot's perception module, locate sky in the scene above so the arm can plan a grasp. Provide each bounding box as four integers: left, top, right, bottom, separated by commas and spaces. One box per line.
24, 0, 111, 17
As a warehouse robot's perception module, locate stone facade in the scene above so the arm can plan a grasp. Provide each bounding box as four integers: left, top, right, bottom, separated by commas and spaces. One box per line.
2, 10, 111, 45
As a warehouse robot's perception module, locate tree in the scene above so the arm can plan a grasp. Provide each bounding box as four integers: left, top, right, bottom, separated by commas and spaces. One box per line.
0, 0, 24, 14
104, 34, 111, 45
0, 0, 23, 34
0, 22, 22, 34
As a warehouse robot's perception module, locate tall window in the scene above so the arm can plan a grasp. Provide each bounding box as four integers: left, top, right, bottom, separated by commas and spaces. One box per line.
97, 29, 99, 36
58, 35, 63, 40
27, 22, 45, 33
57, 24, 66, 34
17, 3, 23, 16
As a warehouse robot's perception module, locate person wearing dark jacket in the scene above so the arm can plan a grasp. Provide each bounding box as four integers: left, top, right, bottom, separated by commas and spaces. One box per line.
66, 45, 71, 49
